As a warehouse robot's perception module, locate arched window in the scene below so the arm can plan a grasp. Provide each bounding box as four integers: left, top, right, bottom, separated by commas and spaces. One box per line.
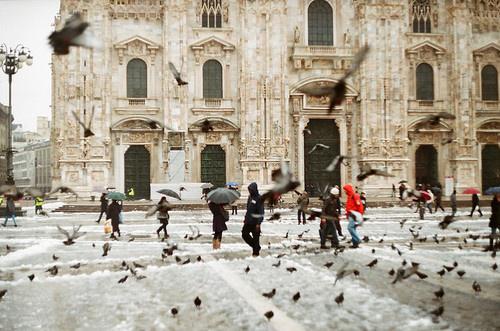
481, 65, 499, 101
203, 60, 223, 98
411, 0, 432, 33
308, 0, 333, 46
416, 63, 434, 100
127, 58, 147, 98
201, 0, 222, 28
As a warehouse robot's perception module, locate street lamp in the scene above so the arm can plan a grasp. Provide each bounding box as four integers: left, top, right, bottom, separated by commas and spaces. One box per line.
0, 44, 33, 185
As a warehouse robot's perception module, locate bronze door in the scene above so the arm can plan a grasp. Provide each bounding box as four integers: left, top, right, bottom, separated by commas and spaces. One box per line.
304, 119, 341, 197
124, 145, 151, 199
201, 145, 226, 188
482, 144, 500, 193
415, 145, 438, 186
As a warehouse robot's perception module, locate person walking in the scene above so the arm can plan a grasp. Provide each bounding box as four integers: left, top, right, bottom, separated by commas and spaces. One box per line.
450, 189, 457, 217
34, 196, 44, 215
398, 183, 406, 200
489, 194, 500, 251
343, 184, 364, 248
242, 182, 264, 256
2, 197, 17, 227
209, 201, 228, 249
96, 193, 108, 223
434, 188, 445, 212
106, 200, 121, 239
297, 191, 309, 225
392, 184, 396, 198
470, 193, 483, 217
155, 197, 171, 240
319, 188, 341, 249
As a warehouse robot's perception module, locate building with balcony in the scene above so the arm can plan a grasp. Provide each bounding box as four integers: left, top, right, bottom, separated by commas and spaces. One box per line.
51, 0, 500, 199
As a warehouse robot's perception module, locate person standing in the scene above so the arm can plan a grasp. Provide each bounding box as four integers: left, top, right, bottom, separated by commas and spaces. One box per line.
127, 187, 135, 200
332, 187, 343, 236
242, 182, 264, 256
2, 197, 17, 227
96, 193, 108, 223
343, 184, 364, 248
392, 184, 396, 198
34, 196, 44, 215
156, 197, 171, 240
398, 183, 406, 200
319, 188, 341, 249
450, 189, 457, 217
106, 200, 121, 239
208, 201, 228, 249
470, 193, 483, 217
434, 188, 445, 212
489, 194, 500, 251
297, 191, 309, 225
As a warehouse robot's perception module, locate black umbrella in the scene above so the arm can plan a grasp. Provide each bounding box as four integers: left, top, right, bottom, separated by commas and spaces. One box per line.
398, 180, 408, 184
157, 189, 181, 200
207, 188, 240, 204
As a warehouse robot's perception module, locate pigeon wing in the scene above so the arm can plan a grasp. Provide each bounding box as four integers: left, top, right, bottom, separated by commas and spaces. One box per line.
56, 225, 71, 240
168, 62, 181, 79
343, 45, 370, 80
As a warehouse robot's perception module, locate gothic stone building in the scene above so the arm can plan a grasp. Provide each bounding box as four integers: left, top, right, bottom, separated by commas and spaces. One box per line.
51, 0, 500, 199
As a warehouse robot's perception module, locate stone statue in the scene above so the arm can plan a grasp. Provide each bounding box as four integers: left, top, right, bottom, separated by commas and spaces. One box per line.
344, 29, 351, 47
294, 26, 300, 43
223, 2, 229, 23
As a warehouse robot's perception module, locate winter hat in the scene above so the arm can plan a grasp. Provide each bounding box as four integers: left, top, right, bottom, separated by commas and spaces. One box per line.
330, 187, 339, 195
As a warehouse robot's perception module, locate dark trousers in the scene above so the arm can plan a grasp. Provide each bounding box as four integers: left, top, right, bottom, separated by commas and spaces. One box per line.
35, 206, 43, 214
451, 206, 457, 217
156, 220, 168, 237
97, 210, 106, 222
490, 227, 498, 250
214, 232, 222, 241
297, 210, 306, 224
242, 223, 261, 256
231, 206, 238, 215
334, 219, 343, 236
434, 201, 445, 212
319, 220, 339, 247
470, 204, 483, 216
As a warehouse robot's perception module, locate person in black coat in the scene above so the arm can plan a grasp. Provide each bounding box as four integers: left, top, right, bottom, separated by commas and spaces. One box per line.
96, 193, 108, 223
209, 201, 228, 249
106, 200, 121, 239
489, 194, 500, 251
156, 197, 171, 239
319, 189, 341, 249
242, 182, 264, 256
470, 193, 483, 217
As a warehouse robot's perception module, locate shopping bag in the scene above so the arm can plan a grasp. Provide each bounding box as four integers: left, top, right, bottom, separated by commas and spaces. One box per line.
104, 220, 112, 234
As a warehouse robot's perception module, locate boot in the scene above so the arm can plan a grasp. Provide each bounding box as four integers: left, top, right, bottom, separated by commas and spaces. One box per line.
212, 239, 217, 250
216, 239, 221, 249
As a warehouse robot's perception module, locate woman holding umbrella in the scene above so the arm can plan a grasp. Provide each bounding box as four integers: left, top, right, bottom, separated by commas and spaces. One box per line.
106, 199, 121, 239
156, 197, 171, 239
208, 201, 228, 249
464, 188, 483, 217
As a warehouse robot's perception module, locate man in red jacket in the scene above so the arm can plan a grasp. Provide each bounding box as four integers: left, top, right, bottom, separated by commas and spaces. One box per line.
343, 184, 364, 248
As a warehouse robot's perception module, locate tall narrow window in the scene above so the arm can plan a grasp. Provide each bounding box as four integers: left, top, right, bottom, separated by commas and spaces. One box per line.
411, 0, 432, 33
482, 65, 499, 101
308, 0, 333, 46
416, 63, 434, 100
201, 0, 222, 28
127, 58, 147, 98
203, 60, 223, 98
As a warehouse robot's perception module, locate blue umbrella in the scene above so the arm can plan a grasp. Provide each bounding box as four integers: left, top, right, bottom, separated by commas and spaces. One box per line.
226, 182, 238, 187
485, 187, 500, 195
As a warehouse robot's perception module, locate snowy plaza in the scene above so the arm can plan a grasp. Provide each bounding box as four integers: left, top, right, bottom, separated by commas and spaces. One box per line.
0, 203, 499, 331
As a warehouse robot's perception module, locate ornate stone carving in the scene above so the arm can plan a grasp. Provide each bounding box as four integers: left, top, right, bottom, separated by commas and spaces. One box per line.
206, 132, 221, 143
114, 36, 160, 65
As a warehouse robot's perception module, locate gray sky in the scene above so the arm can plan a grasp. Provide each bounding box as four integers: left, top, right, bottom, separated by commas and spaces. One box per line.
0, 0, 60, 132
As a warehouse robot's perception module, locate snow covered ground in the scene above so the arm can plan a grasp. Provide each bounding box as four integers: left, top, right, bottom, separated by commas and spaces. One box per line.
0, 203, 499, 331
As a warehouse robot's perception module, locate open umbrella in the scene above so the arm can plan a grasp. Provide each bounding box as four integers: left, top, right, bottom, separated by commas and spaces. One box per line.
107, 191, 126, 201
419, 190, 432, 201
207, 188, 240, 204
485, 187, 500, 195
157, 189, 181, 200
226, 182, 238, 187
398, 180, 408, 184
431, 186, 442, 194
200, 183, 214, 189
463, 188, 480, 195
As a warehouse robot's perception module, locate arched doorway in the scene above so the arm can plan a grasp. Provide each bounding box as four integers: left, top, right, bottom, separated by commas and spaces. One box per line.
304, 119, 340, 197
124, 145, 151, 199
415, 145, 438, 186
201, 145, 226, 188
482, 144, 500, 193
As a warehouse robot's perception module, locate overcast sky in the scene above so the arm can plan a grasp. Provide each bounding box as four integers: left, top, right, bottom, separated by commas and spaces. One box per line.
0, 0, 60, 132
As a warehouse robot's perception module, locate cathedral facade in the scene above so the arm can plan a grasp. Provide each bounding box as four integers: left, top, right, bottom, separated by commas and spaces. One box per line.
51, 0, 500, 199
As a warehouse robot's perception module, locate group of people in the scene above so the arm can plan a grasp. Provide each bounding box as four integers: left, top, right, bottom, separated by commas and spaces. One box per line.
96, 193, 124, 239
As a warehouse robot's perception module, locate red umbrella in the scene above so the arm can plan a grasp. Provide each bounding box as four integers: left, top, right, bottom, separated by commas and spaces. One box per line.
463, 188, 480, 194
419, 190, 432, 201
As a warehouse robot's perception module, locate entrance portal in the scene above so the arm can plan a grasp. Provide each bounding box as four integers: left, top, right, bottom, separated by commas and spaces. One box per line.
201, 145, 226, 188
482, 144, 500, 193
415, 145, 438, 186
304, 119, 341, 197
124, 145, 151, 199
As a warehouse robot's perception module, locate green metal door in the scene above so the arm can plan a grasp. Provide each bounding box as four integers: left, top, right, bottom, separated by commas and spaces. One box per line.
482, 144, 500, 193
304, 119, 341, 197
125, 145, 150, 199
201, 145, 226, 188
415, 145, 438, 186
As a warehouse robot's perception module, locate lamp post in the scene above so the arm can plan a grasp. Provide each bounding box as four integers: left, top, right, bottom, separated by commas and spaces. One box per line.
0, 44, 33, 185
